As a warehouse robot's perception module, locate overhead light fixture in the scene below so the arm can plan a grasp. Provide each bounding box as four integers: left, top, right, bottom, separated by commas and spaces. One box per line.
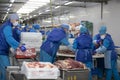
55, 6, 60, 9
33, 15, 37, 17
69, 15, 75, 18
29, 16, 32, 18
3, 14, 8, 21
7, 8, 10, 11
39, 13, 42, 15
43, 20, 51, 23
9, 3, 12, 7
17, 0, 50, 14
6, 12, 9, 14
64, 2, 73, 5
45, 10, 50, 12
10, 0, 15, 3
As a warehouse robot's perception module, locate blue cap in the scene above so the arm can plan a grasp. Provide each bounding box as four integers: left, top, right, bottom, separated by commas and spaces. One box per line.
80, 26, 88, 34
60, 24, 69, 30
32, 24, 40, 29
99, 26, 107, 35
9, 13, 19, 20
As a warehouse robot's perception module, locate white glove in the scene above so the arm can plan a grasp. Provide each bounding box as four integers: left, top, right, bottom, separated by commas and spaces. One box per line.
96, 46, 107, 53
10, 48, 16, 55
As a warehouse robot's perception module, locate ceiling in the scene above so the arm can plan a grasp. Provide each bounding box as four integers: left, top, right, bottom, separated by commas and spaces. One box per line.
0, 0, 110, 23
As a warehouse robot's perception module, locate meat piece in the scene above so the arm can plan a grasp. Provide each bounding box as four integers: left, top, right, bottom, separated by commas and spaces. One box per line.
26, 62, 56, 68
58, 50, 74, 55
54, 58, 85, 69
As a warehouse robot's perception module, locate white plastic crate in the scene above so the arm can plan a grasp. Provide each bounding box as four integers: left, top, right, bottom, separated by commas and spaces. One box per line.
21, 62, 60, 79
20, 32, 42, 51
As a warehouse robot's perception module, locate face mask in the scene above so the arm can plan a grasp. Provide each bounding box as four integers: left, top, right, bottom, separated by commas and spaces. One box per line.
101, 34, 106, 39
13, 21, 18, 26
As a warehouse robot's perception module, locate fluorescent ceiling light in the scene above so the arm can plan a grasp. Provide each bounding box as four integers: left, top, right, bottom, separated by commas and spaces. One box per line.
69, 16, 75, 18
39, 13, 42, 15
60, 17, 69, 20
55, 6, 60, 9
7, 8, 10, 11
33, 15, 37, 17
10, 0, 15, 3
43, 20, 51, 23
17, 0, 50, 14
45, 10, 50, 12
3, 14, 8, 21
29, 16, 32, 18
9, 4, 12, 7
64, 2, 73, 5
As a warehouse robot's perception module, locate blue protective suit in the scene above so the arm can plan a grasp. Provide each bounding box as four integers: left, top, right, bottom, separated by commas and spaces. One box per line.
22, 25, 29, 32
73, 33, 93, 80
40, 28, 70, 63
0, 20, 20, 80
94, 33, 120, 80
12, 27, 21, 42
40, 30, 45, 35
73, 33, 93, 63
28, 28, 36, 32
93, 34, 105, 78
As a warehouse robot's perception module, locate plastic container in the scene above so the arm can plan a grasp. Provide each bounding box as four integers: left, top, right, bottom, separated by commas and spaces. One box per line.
21, 62, 60, 79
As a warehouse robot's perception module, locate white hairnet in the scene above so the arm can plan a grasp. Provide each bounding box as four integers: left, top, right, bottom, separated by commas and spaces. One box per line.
9, 13, 19, 20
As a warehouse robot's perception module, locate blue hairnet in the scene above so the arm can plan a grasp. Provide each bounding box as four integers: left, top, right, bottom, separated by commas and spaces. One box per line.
60, 24, 69, 30
99, 26, 107, 35
80, 26, 88, 34
32, 24, 40, 29
9, 13, 19, 20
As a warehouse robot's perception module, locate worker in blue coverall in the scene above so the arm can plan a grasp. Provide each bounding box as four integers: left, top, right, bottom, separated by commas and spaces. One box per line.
93, 27, 105, 80
73, 26, 93, 80
40, 24, 72, 63
94, 26, 120, 80
33, 24, 40, 32
29, 24, 38, 32
22, 25, 29, 32
12, 24, 22, 42
0, 13, 27, 80
34, 24, 45, 35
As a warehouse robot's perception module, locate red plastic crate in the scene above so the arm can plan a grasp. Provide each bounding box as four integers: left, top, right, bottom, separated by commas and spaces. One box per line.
15, 48, 36, 59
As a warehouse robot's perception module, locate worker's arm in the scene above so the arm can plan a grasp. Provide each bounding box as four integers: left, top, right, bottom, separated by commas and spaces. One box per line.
72, 39, 78, 49
60, 38, 70, 46
60, 38, 76, 51
3, 26, 20, 49
96, 39, 109, 53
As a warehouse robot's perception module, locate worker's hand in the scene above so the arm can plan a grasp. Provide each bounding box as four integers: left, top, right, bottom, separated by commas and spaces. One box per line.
96, 39, 103, 45
10, 48, 15, 53
19, 44, 26, 52
96, 46, 106, 54
95, 48, 101, 53
67, 44, 76, 52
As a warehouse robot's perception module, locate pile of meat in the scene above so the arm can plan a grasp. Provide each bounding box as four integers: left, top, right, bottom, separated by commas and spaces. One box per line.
15, 48, 36, 59
54, 58, 85, 69
26, 62, 56, 68
58, 50, 74, 55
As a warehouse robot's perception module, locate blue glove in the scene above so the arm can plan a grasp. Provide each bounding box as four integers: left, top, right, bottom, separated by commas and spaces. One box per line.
96, 39, 103, 44
19, 44, 26, 52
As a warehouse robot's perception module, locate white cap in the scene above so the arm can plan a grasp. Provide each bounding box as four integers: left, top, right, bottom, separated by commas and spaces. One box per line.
9, 13, 19, 20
